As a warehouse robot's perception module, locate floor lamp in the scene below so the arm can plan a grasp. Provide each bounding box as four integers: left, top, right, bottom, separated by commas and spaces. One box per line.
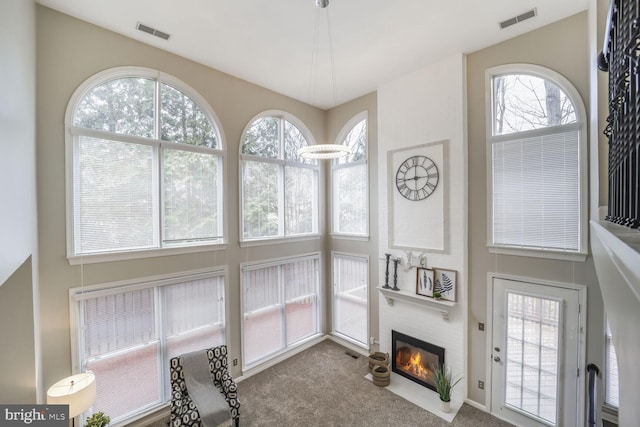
47, 372, 96, 427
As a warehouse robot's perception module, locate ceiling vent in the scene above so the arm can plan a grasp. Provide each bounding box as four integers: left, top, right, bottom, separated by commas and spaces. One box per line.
136, 22, 171, 40
499, 8, 537, 29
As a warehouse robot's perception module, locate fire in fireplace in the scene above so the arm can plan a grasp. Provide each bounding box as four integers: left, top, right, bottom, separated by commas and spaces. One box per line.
392, 330, 445, 392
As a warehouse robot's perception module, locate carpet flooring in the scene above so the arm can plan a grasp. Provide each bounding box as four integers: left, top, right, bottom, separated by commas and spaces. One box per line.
236, 339, 514, 426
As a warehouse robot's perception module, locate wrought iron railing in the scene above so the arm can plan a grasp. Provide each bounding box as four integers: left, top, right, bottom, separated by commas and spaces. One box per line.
599, 0, 640, 229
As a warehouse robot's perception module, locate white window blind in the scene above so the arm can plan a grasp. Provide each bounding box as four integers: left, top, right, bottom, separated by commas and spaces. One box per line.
241, 255, 320, 367
492, 128, 581, 252
605, 321, 619, 408
69, 69, 224, 258
76, 272, 225, 423
488, 67, 586, 257
240, 113, 319, 241
332, 253, 368, 346
331, 116, 368, 236
74, 135, 157, 253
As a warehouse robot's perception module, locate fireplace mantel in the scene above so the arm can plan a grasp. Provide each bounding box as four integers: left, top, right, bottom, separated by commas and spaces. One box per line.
377, 287, 455, 320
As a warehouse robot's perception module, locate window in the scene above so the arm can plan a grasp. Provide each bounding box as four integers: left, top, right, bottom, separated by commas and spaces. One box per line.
605, 320, 619, 408
331, 113, 368, 236
72, 270, 226, 423
240, 112, 319, 241
504, 292, 560, 425
487, 65, 587, 259
241, 254, 321, 368
332, 252, 368, 347
66, 67, 224, 261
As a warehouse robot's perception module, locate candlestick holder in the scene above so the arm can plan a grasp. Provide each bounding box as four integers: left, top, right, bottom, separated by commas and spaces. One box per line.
392, 257, 400, 291
383, 253, 391, 289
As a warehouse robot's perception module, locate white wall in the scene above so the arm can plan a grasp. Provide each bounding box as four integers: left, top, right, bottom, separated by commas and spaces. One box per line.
0, 0, 40, 403
377, 54, 467, 403
0, 0, 37, 287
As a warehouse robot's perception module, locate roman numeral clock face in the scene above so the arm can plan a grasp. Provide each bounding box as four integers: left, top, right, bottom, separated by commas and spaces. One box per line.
395, 155, 439, 201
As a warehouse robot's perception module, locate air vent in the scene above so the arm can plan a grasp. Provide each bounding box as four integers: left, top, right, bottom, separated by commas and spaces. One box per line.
136, 22, 171, 40
499, 8, 537, 29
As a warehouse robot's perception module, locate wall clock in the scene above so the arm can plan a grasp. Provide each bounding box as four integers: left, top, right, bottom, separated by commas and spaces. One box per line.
395, 155, 439, 201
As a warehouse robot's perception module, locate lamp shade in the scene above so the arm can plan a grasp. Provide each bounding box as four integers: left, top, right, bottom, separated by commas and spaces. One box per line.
47, 373, 96, 418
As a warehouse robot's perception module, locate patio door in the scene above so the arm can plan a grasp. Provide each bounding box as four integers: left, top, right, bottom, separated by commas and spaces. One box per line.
490, 277, 584, 427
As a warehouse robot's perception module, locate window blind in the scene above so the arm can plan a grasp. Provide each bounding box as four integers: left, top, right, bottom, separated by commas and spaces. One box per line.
492, 129, 581, 252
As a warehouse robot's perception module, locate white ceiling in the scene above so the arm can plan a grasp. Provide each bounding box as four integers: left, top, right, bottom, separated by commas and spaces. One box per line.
36, 0, 588, 109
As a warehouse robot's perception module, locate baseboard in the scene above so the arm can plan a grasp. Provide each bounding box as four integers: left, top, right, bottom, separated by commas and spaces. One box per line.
463, 398, 487, 412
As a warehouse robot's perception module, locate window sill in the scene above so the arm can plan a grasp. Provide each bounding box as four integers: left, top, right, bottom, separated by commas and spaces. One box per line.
487, 245, 588, 262
67, 243, 228, 265
330, 233, 370, 242
239, 234, 320, 247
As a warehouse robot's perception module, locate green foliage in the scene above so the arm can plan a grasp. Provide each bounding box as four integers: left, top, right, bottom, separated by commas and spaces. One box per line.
432, 363, 461, 402
433, 291, 442, 299
85, 412, 110, 427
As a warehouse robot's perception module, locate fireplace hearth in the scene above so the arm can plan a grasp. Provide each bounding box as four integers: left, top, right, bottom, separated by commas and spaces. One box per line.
392, 330, 445, 392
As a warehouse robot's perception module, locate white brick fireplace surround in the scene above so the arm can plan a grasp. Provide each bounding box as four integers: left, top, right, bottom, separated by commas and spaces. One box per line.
375, 53, 468, 422
377, 286, 464, 422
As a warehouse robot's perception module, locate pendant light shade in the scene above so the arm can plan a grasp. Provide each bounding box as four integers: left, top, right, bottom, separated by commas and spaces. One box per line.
298, 143, 350, 159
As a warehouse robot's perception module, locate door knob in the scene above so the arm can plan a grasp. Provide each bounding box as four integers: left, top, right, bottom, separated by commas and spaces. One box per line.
494, 356, 501, 362
494, 347, 501, 352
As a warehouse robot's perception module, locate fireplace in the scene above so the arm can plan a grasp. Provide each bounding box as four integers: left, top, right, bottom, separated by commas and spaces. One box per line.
392, 330, 445, 392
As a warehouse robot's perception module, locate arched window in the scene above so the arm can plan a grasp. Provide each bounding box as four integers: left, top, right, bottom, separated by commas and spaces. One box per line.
66, 67, 225, 260
331, 112, 368, 236
240, 111, 319, 240
487, 64, 587, 258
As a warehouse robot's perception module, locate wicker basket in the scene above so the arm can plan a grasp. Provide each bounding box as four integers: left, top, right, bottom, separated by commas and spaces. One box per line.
368, 352, 389, 373
371, 365, 390, 387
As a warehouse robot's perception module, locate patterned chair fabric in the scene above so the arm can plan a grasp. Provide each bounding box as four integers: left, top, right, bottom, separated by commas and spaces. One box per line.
170, 345, 240, 427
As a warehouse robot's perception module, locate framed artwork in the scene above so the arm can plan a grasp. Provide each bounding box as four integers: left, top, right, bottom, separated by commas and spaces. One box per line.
434, 268, 456, 301
416, 267, 435, 297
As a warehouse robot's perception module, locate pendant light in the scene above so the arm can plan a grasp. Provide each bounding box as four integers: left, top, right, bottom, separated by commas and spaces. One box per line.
297, 0, 349, 160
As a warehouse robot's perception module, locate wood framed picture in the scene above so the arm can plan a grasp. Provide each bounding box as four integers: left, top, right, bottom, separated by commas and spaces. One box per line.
416, 267, 435, 297
434, 268, 456, 301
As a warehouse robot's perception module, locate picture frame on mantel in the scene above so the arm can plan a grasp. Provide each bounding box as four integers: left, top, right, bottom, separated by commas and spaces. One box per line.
387, 140, 449, 253
416, 267, 435, 297
434, 268, 456, 302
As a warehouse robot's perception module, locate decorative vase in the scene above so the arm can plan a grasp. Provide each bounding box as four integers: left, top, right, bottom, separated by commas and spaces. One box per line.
440, 399, 451, 413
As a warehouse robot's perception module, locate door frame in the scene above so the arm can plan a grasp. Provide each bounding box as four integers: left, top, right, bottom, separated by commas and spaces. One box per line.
485, 272, 587, 427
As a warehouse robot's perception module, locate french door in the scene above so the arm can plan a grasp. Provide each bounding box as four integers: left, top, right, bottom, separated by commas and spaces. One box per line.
490, 277, 584, 427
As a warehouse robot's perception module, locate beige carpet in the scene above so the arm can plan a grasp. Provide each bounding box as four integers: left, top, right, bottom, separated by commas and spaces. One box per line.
236, 339, 514, 426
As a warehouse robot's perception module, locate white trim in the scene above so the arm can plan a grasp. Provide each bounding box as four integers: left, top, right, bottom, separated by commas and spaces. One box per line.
330, 233, 370, 242
464, 398, 488, 412
67, 243, 228, 265
239, 234, 320, 247
485, 64, 589, 259
488, 245, 588, 262
240, 251, 321, 272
